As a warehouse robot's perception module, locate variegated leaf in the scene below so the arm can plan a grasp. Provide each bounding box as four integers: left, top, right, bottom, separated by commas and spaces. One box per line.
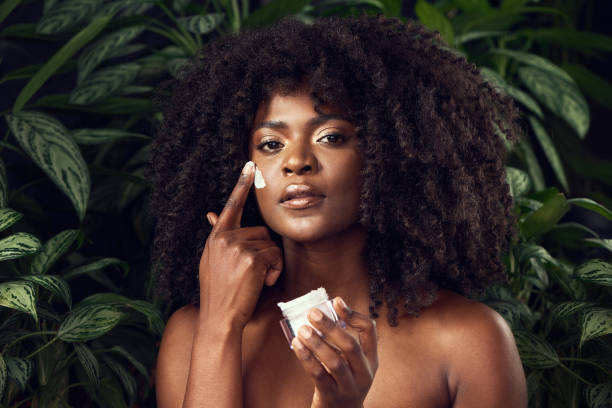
103, 356, 136, 404
20, 275, 72, 308
527, 116, 569, 192
69, 63, 141, 105
513, 331, 560, 368
485, 299, 532, 330
63, 257, 129, 281
71, 128, 150, 144
44, 0, 59, 14
36, 0, 102, 34
30, 229, 80, 274
57, 305, 122, 342
92, 0, 145, 18
5, 111, 90, 220
505, 166, 531, 198
0, 208, 23, 232
117, 166, 147, 211
0, 157, 7, 208
519, 66, 590, 139
109, 346, 147, 378
77, 26, 145, 83
517, 244, 559, 267
580, 308, 612, 348
5, 357, 32, 391
491, 49, 575, 83
0, 281, 37, 322
74, 342, 100, 386
517, 138, 545, 191
119, 2, 153, 17
529, 258, 549, 289
480, 67, 543, 118
574, 259, 612, 286
551, 301, 597, 323
567, 198, 612, 221
0, 232, 41, 262
173, 0, 190, 12
0, 352, 6, 398
106, 42, 146, 59
177, 13, 225, 34
585, 383, 612, 408
583, 238, 612, 253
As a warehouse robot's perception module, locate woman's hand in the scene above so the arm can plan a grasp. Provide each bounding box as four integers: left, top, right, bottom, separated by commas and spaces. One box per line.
291, 297, 378, 408
198, 161, 283, 329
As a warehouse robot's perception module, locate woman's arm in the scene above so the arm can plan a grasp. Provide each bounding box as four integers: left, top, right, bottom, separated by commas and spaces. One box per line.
443, 301, 528, 408
155, 305, 245, 408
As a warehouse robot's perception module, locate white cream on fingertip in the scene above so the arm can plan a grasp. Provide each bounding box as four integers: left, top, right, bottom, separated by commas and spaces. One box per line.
254, 165, 266, 189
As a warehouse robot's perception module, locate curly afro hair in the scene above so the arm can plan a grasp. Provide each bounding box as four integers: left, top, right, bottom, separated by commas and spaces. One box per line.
147, 13, 522, 326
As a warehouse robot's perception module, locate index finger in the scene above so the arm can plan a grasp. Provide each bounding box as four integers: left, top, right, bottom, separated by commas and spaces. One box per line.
213, 161, 255, 232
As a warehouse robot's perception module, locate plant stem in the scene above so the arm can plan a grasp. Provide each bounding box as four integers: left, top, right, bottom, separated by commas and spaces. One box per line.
3, 330, 57, 353
558, 361, 593, 386
24, 336, 59, 360
560, 357, 612, 377
60, 381, 90, 397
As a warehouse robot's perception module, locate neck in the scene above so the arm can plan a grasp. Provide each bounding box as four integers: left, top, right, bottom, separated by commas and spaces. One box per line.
274, 223, 371, 315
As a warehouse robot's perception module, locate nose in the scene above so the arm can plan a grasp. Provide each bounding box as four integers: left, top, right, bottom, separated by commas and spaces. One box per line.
282, 140, 318, 176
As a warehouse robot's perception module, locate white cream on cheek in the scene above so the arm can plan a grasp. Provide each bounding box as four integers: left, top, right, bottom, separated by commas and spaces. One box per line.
254, 164, 266, 189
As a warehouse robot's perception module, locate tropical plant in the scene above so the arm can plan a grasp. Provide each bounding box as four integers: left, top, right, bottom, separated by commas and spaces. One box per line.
1, 0, 610, 407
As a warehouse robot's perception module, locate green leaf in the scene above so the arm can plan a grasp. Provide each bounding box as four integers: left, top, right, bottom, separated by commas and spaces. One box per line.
0, 0, 22, 26
109, 346, 147, 378
456, 30, 506, 44
574, 259, 612, 287
74, 342, 100, 386
0, 208, 23, 232
177, 14, 224, 34
0, 352, 6, 398
35, 0, 102, 34
567, 198, 612, 221
5, 111, 90, 220
517, 243, 559, 267
490, 49, 574, 83
519, 66, 590, 139
103, 356, 136, 405
70, 63, 141, 105
57, 305, 122, 342
583, 238, 612, 253
585, 383, 612, 408
500, 0, 528, 9
5, 357, 32, 390
480, 67, 543, 118
167, 58, 188, 79
106, 43, 146, 60
516, 138, 545, 191
523, 28, 612, 53
520, 193, 570, 238
77, 26, 145, 84
71, 128, 150, 144
527, 115, 569, 192
13, 15, 111, 113
63, 257, 129, 280
550, 301, 596, 323
20, 275, 72, 308
242, 0, 310, 28
453, 0, 490, 11
484, 299, 532, 330
0, 232, 41, 262
580, 308, 612, 348
0, 158, 7, 208
92, 0, 148, 18
562, 64, 612, 112
414, 0, 454, 46
505, 166, 531, 198
30, 229, 80, 274
0, 281, 37, 322
513, 331, 560, 368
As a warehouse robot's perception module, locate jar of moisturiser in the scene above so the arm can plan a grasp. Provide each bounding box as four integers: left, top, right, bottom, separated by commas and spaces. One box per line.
277, 287, 342, 348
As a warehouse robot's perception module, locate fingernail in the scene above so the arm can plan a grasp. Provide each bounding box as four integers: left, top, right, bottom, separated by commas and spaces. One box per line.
299, 325, 312, 339
338, 297, 350, 313
292, 337, 304, 350
309, 308, 323, 321
242, 161, 254, 175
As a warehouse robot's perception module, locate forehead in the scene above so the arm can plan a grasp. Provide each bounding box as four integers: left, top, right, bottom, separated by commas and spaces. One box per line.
252, 90, 346, 126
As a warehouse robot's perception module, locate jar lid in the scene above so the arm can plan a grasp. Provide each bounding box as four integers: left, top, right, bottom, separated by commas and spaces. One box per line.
277, 287, 329, 318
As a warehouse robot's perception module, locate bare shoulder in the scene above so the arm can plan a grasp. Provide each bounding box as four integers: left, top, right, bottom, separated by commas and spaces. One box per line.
433, 290, 528, 408
156, 304, 199, 408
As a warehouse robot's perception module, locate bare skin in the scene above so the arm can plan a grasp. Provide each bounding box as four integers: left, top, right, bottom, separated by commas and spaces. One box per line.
155, 90, 528, 408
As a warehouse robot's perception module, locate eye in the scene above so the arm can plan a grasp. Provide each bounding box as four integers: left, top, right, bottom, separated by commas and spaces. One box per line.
318, 133, 346, 144
255, 140, 284, 152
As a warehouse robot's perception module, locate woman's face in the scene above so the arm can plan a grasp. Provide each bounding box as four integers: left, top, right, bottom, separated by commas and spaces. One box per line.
248, 89, 363, 243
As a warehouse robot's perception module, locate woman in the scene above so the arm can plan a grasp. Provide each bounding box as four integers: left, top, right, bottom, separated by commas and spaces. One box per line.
149, 13, 527, 408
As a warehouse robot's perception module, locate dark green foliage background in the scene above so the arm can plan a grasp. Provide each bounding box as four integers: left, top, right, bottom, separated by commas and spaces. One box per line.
0, 0, 611, 407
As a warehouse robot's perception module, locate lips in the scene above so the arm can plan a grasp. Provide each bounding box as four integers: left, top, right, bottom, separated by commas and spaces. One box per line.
280, 184, 325, 203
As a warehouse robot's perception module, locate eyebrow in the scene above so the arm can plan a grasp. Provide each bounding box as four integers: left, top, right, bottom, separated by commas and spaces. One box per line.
252, 113, 352, 132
